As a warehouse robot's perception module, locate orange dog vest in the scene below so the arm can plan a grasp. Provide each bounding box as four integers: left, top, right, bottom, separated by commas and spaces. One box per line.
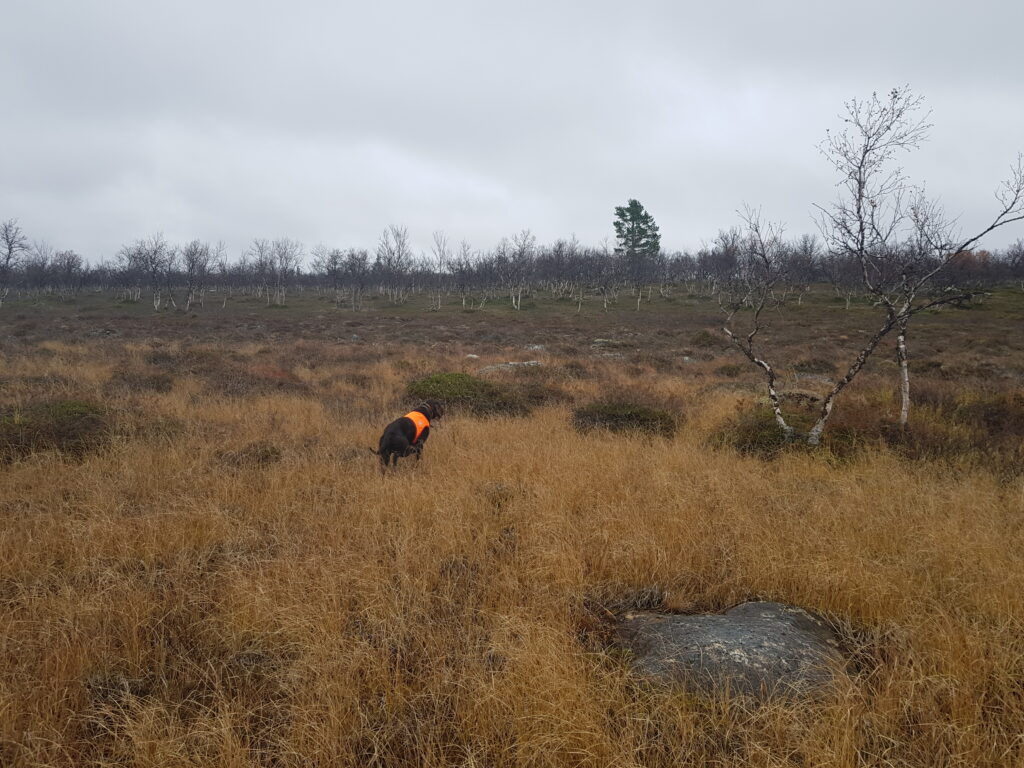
404, 411, 430, 443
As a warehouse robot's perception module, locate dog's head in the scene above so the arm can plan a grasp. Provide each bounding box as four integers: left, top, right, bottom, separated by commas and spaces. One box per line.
419, 400, 444, 421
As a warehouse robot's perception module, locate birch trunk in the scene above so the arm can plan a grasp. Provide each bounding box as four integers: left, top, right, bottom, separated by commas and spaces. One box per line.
806, 313, 897, 445
896, 318, 910, 428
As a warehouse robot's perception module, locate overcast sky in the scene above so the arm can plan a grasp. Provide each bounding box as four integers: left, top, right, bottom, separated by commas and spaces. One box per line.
3, 1, 1023, 261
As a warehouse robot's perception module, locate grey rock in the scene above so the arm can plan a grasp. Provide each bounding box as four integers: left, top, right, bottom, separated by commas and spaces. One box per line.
477, 360, 542, 374
615, 601, 843, 696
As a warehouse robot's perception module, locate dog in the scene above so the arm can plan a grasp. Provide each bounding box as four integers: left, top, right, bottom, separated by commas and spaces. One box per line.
371, 400, 444, 471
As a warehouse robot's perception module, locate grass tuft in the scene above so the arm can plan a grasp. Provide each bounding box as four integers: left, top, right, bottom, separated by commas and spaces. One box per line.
0, 399, 109, 462
215, 440, 283, 468
571, 401, 677, 438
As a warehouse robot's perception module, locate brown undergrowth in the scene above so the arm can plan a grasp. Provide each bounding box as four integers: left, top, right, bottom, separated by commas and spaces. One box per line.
1, 338, 1023, 767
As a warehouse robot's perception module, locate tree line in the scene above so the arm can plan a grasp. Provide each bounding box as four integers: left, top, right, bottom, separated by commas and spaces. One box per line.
1, 217, 1022, 313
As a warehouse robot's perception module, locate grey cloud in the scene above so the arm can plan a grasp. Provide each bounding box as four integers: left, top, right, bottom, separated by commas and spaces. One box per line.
2, 0, 1023, 260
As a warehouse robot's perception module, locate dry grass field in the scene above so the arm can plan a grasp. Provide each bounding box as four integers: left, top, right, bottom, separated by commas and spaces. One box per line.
2, 289, 1024, 767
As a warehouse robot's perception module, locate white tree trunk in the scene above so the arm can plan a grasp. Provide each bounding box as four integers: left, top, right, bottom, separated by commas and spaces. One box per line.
896, 323, 910, 428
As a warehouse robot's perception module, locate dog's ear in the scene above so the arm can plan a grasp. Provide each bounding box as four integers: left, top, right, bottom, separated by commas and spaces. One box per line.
430, 400, 444, 419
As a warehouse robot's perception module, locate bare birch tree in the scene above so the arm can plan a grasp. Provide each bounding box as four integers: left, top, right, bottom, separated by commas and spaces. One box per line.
375, 225, 413, 304
181, 239, 211, 310
311, 244, 344, 305
816, 87, 1024, 436
343, 249, 369, 310
429, 230, 450, 311
720, 207, 793, 437
53, 249, 84, 298
270, 238, 302, 306
118, 233, 174, 309
248, 239, 274, 303
1, 219, 30, 307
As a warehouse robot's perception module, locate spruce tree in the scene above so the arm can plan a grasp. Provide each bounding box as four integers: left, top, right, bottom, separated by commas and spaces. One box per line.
613, 199, 661, 308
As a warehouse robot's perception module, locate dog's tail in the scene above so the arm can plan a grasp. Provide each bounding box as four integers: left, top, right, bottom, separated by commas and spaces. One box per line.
368, 448, 380, 456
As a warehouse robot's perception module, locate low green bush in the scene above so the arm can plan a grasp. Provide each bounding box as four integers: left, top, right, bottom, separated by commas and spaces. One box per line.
407, 373, 529, 416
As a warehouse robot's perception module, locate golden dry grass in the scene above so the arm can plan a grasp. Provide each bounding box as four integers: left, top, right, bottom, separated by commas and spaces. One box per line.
1, 340, 1023, 767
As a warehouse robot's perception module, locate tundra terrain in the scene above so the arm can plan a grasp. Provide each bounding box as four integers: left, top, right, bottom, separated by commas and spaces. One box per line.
1, 289, 1023, 767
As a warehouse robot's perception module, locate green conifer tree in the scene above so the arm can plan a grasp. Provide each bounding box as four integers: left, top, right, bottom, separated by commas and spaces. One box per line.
613, 199, 661, 309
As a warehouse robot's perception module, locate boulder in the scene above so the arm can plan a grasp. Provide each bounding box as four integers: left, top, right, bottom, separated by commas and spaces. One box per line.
615, 601, 843, 696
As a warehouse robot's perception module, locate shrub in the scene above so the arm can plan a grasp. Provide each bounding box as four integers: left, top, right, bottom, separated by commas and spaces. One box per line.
407, 373, 529, 416
690, 329, 719, 349
491, 364, 572, 407
953, 391, 1024, 440
571, 401, 677, 438
715, 363, 747, 378
709, 405, 794, 459
793, 358, 838, 375
0, 400, 109, 462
